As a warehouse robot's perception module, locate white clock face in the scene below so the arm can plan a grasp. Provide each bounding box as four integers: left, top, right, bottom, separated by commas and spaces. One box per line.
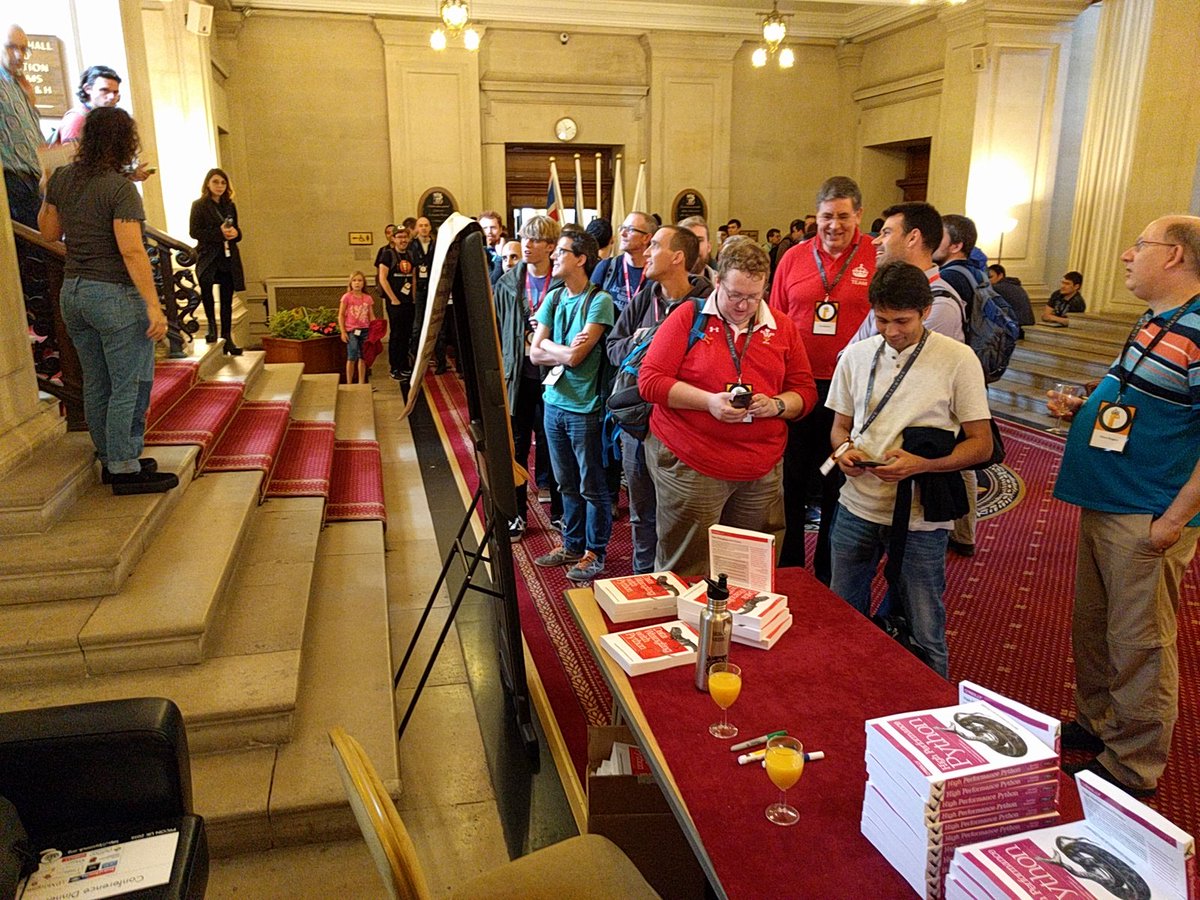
555, 117, 577, 141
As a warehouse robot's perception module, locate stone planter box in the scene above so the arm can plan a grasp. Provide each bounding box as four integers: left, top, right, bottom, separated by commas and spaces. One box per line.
261, 335, 346, 380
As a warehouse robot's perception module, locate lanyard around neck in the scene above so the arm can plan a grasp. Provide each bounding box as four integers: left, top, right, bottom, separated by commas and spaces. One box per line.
860, 330, 929, 436
812, 240, 856, 298
525, 269, 550, 314
623, 258, 645, 300
720, 317, 753, 383
1113, 299, 1198, 404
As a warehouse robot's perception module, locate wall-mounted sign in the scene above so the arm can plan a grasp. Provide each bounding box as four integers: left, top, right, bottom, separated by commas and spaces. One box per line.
672, 189, 707, 224
418, 187, 457, 230
26, 35, 69, 118
349, 232, 373, 246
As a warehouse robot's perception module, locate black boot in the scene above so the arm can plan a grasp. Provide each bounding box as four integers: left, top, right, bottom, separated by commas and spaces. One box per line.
221, 333, 243, 356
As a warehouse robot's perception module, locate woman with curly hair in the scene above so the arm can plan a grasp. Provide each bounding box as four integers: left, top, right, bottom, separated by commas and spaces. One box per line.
189, 166, 246, 354
38, 106, 178, 495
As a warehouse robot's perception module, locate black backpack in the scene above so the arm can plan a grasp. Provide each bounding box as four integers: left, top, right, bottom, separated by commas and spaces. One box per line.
606, 297, 708, 442
960, 266, 1019, 383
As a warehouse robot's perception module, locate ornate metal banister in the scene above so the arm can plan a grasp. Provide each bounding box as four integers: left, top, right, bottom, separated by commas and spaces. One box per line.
145, 224, 202, 358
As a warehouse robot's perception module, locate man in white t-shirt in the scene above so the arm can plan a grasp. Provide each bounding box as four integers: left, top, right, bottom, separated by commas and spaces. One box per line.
825, 261, 993, 677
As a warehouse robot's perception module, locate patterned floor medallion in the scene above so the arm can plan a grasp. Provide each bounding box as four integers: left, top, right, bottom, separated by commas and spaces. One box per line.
976, 463, 1025, 520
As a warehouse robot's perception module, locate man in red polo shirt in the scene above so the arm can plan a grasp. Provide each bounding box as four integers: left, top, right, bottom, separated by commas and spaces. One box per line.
770, 175, 876, 581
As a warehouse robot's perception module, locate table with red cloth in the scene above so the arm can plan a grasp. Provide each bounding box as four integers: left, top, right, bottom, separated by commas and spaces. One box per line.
565, 567, 1082, 900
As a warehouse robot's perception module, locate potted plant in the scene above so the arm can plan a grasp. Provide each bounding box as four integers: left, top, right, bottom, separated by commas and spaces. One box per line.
261, 306, 347, 377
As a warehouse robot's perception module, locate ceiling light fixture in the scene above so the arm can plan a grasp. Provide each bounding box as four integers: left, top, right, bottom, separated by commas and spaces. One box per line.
751, 2, 793, 70
431, 0, 479, 51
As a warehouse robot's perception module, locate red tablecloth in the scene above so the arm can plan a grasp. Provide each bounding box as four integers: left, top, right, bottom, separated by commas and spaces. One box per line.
627, 568, 1082, 899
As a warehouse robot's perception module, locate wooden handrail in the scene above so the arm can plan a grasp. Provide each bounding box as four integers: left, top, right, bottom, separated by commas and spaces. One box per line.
11, 221, 63, 256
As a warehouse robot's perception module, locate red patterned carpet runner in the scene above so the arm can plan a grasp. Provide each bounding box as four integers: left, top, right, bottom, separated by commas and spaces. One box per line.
202, 401, 292, 493
327, 439, 386, 522
146, 358, 199, 428
144, 381, 244, 468
425, 375, 1200, 837
266, 421, 337, 498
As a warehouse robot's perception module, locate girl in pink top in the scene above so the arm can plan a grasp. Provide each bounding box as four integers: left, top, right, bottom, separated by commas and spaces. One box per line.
339, 271, 376, 384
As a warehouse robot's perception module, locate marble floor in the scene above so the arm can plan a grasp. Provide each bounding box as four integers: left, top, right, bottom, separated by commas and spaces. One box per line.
207, 361, 575, 897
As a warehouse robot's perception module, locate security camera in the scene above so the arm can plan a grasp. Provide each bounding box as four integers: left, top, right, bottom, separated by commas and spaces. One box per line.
559, 32, 569, 45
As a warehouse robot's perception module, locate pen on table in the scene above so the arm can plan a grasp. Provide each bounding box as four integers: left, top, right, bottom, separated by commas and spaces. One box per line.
730, 730, 787, 752
738, 749, 826, 766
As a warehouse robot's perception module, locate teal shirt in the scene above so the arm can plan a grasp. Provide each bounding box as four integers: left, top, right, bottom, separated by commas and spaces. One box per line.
536, 284, 615, 414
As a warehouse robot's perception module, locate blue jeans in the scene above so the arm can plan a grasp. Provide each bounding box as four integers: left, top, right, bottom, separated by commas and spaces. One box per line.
830, 505, 950, 678
620, 431, 657, 574
60, 277, 155, 473
544, 402, 611, 559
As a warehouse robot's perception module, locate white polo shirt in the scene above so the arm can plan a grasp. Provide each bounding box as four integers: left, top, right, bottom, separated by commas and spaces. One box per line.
826, 330, 991, 530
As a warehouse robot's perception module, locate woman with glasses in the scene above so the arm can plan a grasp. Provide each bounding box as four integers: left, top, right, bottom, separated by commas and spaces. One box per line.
38, 107, 179, 495
190, 167, 246, 355
638, 237, 817, 575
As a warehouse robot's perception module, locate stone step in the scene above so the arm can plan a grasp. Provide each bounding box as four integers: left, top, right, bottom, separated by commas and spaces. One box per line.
0, 494, 327, 752
0, 432, 97, 535
192, 522, 397, 856
989, 381, 1063, 431
336, 384, 377, 440
0, 445, 199, 605
243, 362, 304, 404
999, 358, 1112, 391
201, 348, 266, 384
291, 374, 340, 423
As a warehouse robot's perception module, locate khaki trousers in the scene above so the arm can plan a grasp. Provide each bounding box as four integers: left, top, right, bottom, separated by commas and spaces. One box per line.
1073, 509, 1199, 789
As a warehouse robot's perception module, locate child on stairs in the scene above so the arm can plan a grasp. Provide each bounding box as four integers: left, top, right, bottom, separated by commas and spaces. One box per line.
338, 271, 378, 385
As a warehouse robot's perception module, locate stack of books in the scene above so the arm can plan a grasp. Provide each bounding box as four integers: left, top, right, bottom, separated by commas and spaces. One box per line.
861, 689, 1062, 898
947, 769, 1195, 900
676, 582, 792, 649
599, 620, 700, 676
593, 572, 690, 624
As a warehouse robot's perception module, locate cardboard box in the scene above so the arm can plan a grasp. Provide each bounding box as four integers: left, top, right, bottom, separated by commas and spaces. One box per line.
586, 725, 706, 900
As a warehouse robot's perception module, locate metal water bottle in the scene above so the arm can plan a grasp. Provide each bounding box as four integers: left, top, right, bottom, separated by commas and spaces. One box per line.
694, 574, 733, 691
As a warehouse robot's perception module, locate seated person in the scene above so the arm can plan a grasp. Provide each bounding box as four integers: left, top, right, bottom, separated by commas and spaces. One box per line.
987, 264, 1035, 330
1041, 270, 1085, 327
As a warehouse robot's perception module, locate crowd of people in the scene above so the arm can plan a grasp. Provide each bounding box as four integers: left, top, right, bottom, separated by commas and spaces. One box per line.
476, 182, 1200, 803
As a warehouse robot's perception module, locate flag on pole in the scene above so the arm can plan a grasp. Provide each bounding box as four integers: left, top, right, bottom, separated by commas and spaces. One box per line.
594, 153, 602, 223
610, 154, 626, 233
631, 159, 647, 212
573, 154, 585, 224
546, 157, 565, 221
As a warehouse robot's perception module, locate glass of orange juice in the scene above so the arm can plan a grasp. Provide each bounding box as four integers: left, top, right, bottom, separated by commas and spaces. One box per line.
707, 662, 741, 739
764, 735, 804, 826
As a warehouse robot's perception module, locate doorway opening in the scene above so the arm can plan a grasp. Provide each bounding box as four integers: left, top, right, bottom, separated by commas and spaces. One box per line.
503, 144, 615, 237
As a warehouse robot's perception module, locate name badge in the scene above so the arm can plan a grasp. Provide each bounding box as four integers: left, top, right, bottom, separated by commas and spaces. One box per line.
813, 299, 839, 335
543, 364, 565, 386
419, 265, 429, 278
1088, 401, 1135, 453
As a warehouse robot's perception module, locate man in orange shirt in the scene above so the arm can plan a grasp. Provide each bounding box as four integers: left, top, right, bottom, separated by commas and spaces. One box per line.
770, 176, 876, 581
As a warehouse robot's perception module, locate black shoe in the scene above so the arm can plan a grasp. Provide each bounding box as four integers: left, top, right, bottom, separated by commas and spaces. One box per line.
948, 539, 976, 557
390, 370, 401, 380
222, 339, 243, 356
805, 505, 822, 527
1061, 758, 1156, 799
100, 458, 159, 484
110, 470, 180, 496
1061, 721, 1105, 754
204, 330, 217, 343
508, 516, 526, 540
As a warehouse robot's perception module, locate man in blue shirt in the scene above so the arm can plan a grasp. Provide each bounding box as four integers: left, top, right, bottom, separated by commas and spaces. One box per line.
591, 211, 653, 315
1, 25, 43, 227
1052, 215, 1200, 798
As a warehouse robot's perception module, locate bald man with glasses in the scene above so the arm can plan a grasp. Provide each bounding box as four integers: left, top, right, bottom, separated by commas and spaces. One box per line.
1, 24, 43, 227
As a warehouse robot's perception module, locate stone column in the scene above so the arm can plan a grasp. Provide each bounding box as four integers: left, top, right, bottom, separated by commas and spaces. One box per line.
1066, 0, 1200, 316
640, 32, 742, 224
835, 41, 865, 175
929, 0, 1082, 297
374, 19, 484, 219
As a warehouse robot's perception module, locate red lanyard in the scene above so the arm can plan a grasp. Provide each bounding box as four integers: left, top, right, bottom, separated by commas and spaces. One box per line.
623, 259, 645, 300
526, 270, 549, 315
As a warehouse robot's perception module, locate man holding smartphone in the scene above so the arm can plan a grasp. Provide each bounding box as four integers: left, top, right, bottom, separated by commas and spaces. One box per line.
825, 261, 992, 678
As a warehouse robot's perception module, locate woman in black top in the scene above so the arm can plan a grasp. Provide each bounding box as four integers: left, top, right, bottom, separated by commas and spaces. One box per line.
189, 167, 245, 355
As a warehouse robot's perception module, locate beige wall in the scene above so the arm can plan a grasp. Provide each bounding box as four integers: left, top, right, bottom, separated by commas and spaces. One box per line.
224, 14, 393, 290
728, 43, 844, 235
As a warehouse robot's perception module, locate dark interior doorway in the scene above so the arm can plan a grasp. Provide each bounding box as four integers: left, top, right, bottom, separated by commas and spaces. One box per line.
503, 144, 614, 236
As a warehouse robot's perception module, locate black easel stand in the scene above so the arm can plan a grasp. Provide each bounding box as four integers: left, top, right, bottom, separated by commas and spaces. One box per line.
393, 485, 529, 744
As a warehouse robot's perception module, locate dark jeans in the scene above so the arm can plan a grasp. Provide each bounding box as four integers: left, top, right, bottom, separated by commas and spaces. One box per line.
200, 269, 236, 337
512, 375, 560, 519
544, 402, 611, 559
780, 379, 838, 583
4, 169, 40, 228
386, 300, 414, 374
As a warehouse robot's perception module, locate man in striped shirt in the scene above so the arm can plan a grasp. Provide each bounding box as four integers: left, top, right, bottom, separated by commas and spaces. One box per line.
1052, 216, 1200, 799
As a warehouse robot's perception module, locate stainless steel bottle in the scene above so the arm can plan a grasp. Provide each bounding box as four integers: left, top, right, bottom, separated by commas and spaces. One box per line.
695, 574, 732, 691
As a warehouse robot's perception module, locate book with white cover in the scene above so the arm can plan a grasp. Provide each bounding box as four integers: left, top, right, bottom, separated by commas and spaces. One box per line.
732, 612, 792, 650
865, 701, 1060, 806
707, 524, 776, 593
599, 620, 700, 676
951, 770, 1196, 900
677, 581, 788, 632
958, 680, 1062, 755
593, 571, 690, 623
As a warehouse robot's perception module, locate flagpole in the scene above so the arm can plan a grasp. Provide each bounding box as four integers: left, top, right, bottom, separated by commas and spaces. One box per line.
631, 159, 647, 212
573, 153, 584, 224
594, 152, 602, 223
610, 153, 626, 233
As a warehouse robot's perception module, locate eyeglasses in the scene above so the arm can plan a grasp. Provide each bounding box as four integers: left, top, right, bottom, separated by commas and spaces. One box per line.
619, 225, 650, 236
720, 288, 764, 305
1134, 239, 1179, 253
817, 213, 856, 224
551, 248, 581, 258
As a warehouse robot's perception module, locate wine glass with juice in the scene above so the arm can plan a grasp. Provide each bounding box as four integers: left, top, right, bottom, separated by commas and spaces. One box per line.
707, 662, 741, 739
765, 735, 804, 826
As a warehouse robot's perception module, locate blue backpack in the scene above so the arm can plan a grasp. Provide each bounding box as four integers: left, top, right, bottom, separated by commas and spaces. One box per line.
961, 266, 1019, 383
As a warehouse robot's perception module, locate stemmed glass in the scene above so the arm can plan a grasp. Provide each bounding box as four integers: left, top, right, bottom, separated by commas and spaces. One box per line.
707, 662, 741, 739
1048, 382, 1084, 435
764, 735, 804, 826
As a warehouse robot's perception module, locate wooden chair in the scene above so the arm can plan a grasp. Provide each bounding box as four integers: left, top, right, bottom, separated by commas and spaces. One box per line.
329, 728, 661, 900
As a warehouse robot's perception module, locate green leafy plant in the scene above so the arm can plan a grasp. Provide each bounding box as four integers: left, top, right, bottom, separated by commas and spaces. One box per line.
267, 306, 340, 340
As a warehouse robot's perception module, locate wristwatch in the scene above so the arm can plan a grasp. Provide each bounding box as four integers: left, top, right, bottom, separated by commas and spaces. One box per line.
772, 397, 786, 417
